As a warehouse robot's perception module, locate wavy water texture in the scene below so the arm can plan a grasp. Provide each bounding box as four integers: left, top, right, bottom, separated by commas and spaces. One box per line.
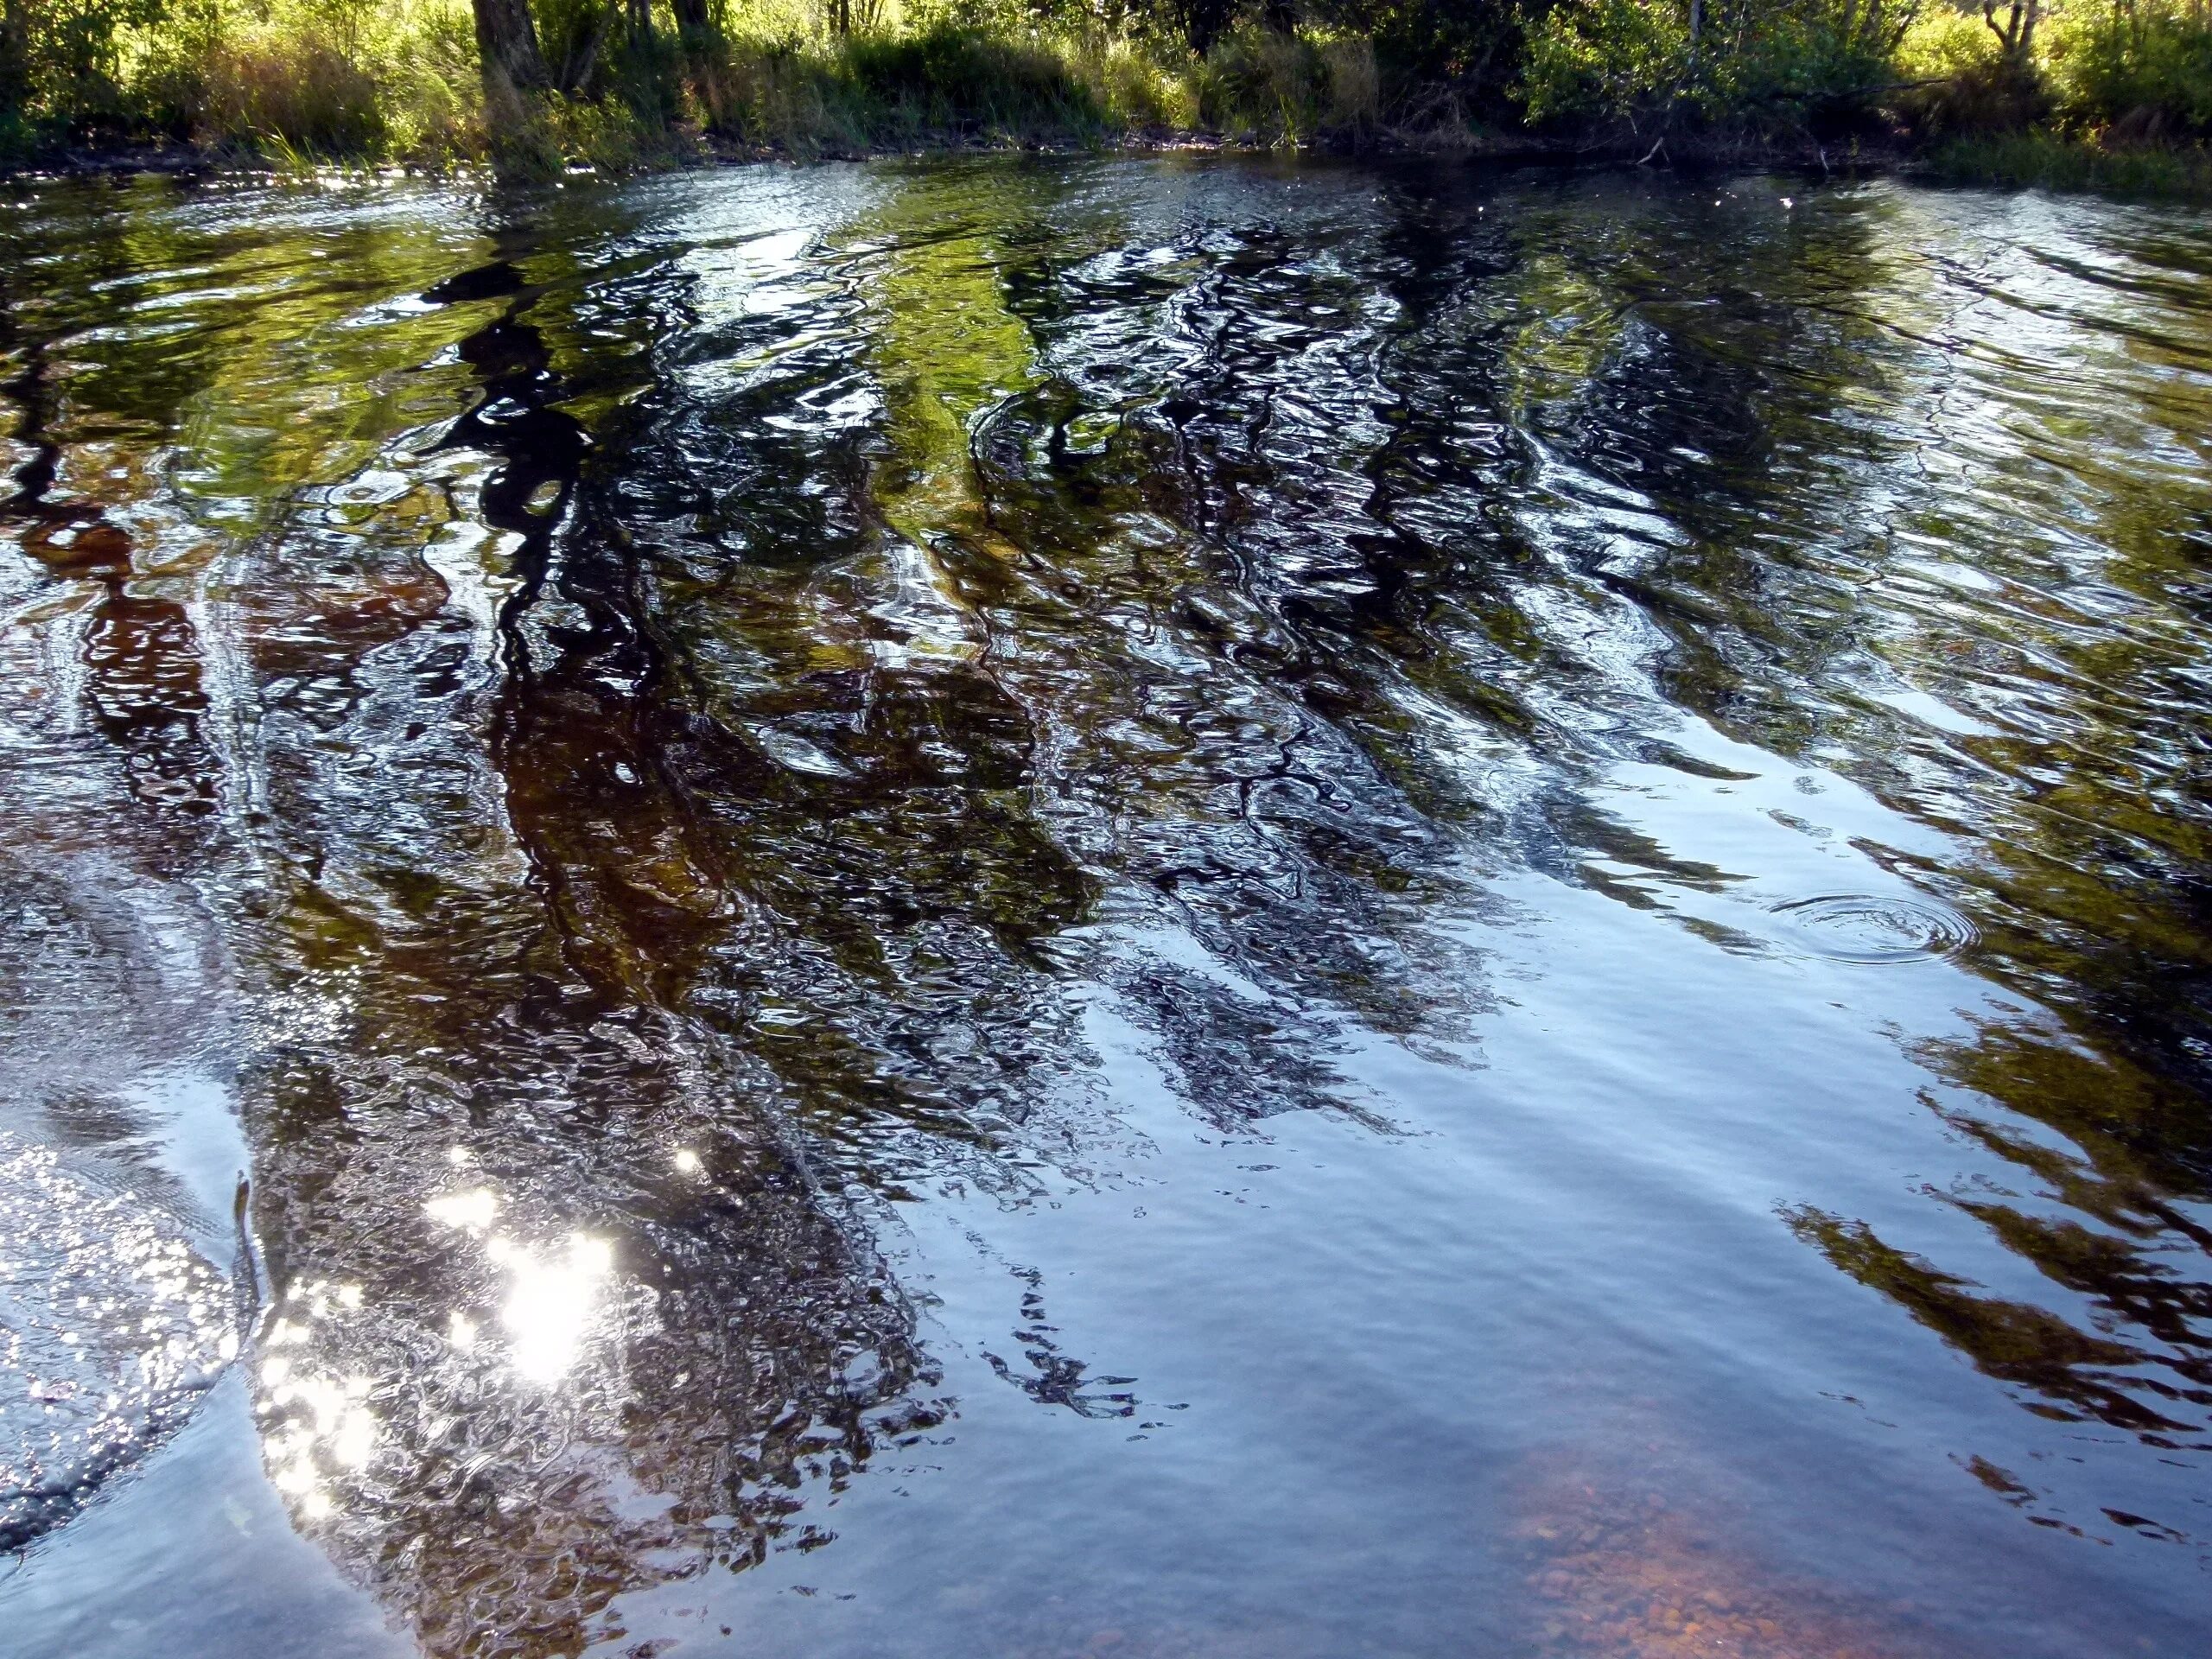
0, 160, 2208, 1658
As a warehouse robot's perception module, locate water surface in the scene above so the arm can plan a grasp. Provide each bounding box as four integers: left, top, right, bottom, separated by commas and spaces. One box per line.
1, 155, 2209, 1658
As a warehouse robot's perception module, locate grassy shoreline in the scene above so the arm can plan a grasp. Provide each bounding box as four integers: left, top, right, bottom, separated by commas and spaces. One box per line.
8, 118, 2207, 207
2, 4, 2206, 201
1914, 130, 2212, 197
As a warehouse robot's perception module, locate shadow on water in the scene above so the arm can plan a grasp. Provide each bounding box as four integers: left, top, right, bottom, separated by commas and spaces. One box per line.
0, 158, 2209, 1656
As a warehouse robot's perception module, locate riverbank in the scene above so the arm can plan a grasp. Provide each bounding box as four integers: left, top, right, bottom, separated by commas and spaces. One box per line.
3, 4, 2209, 198
7, 121, 2209, 205
1916, 130, 2212, 197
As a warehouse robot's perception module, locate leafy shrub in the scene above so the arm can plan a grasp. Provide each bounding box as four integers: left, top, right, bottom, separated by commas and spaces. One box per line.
2048, 0, 2212, 139
1516, 0, 1686, 124
1894, 0, 2002, 82
1196, 25, 1379, 138
839, 23, 1103, 135
1307, 0, 1522, 91
1721, 15, 1894, 127
1519, 0, 1905, 131
1, 0, 170, 133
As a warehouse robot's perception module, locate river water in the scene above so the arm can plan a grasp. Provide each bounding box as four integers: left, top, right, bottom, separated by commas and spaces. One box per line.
0, 154, 2208, 1658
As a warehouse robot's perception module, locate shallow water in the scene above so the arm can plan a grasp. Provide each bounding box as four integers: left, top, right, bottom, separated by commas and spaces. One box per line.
0, 154, 2209, 1657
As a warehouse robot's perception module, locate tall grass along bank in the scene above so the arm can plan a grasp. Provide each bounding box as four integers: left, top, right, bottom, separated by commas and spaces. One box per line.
0, 0, 2205, 191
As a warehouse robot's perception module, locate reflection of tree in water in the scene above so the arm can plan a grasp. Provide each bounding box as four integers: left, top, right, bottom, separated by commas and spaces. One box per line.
588, 164, 2212, 1503
223, 168, 1546, 1646
600, 161, 1501, 1165
222, 247, 944, 1653
983, 1265, 1139, 1421
0, 189, 312, 1548
11, 162, 2212, 1649
1784, 1019, 2212, 1451
1418, 178, 2212, 1487
0, 302, 219, 823
942, 162, 2212, 1530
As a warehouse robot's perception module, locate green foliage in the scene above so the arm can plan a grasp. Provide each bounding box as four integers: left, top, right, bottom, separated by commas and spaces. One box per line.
1083, 33, 1196, 125
0, 0, 2206, 190
2048, 0, 2212, 137
1306, 0, 1519, 86
0, 0, 1206, 164
1, 0, 170, 132
837, 24, 1103, 133
1516, 0, 1686, 123
1724, 13, 1897, 113
128, 0, 480, 159
1198, 27, 1316, 135
1894, 0, 1999, 81
1925, 124, 2212, 192
1519, 0, 1907, 130
692, 32, 868, 149
533, 0, 690, 118
692, 22, 1169, 149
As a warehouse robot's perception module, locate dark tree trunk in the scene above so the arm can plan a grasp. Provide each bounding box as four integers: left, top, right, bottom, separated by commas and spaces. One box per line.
557, 5, 613, 98
1981, 0, 2040, 62
474, 0, 551, 105
1179, 0, 1235, 54
0, 0, 31, 118
671, 0, 712, 50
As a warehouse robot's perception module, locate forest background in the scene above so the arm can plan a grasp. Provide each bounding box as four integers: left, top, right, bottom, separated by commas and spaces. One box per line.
0, 0, 2206, 185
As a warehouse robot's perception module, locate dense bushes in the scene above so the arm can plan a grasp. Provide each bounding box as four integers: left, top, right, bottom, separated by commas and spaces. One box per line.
1193, 28, 1379, 138
0, 0, 2204, 180
1521, 0, 1909, 132
683, 23, 1193, 151
1518, 0, 1688, 123
836, 27, 1103, 133
0, 0, 166, 142
2050, 0, 2212, 138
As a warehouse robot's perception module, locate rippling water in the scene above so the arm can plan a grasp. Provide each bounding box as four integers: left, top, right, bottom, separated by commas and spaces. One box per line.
1, 156, 2209, 1658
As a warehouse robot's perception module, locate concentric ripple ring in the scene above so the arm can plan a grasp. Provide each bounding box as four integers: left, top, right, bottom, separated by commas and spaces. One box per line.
1768, 893, 1980, 964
